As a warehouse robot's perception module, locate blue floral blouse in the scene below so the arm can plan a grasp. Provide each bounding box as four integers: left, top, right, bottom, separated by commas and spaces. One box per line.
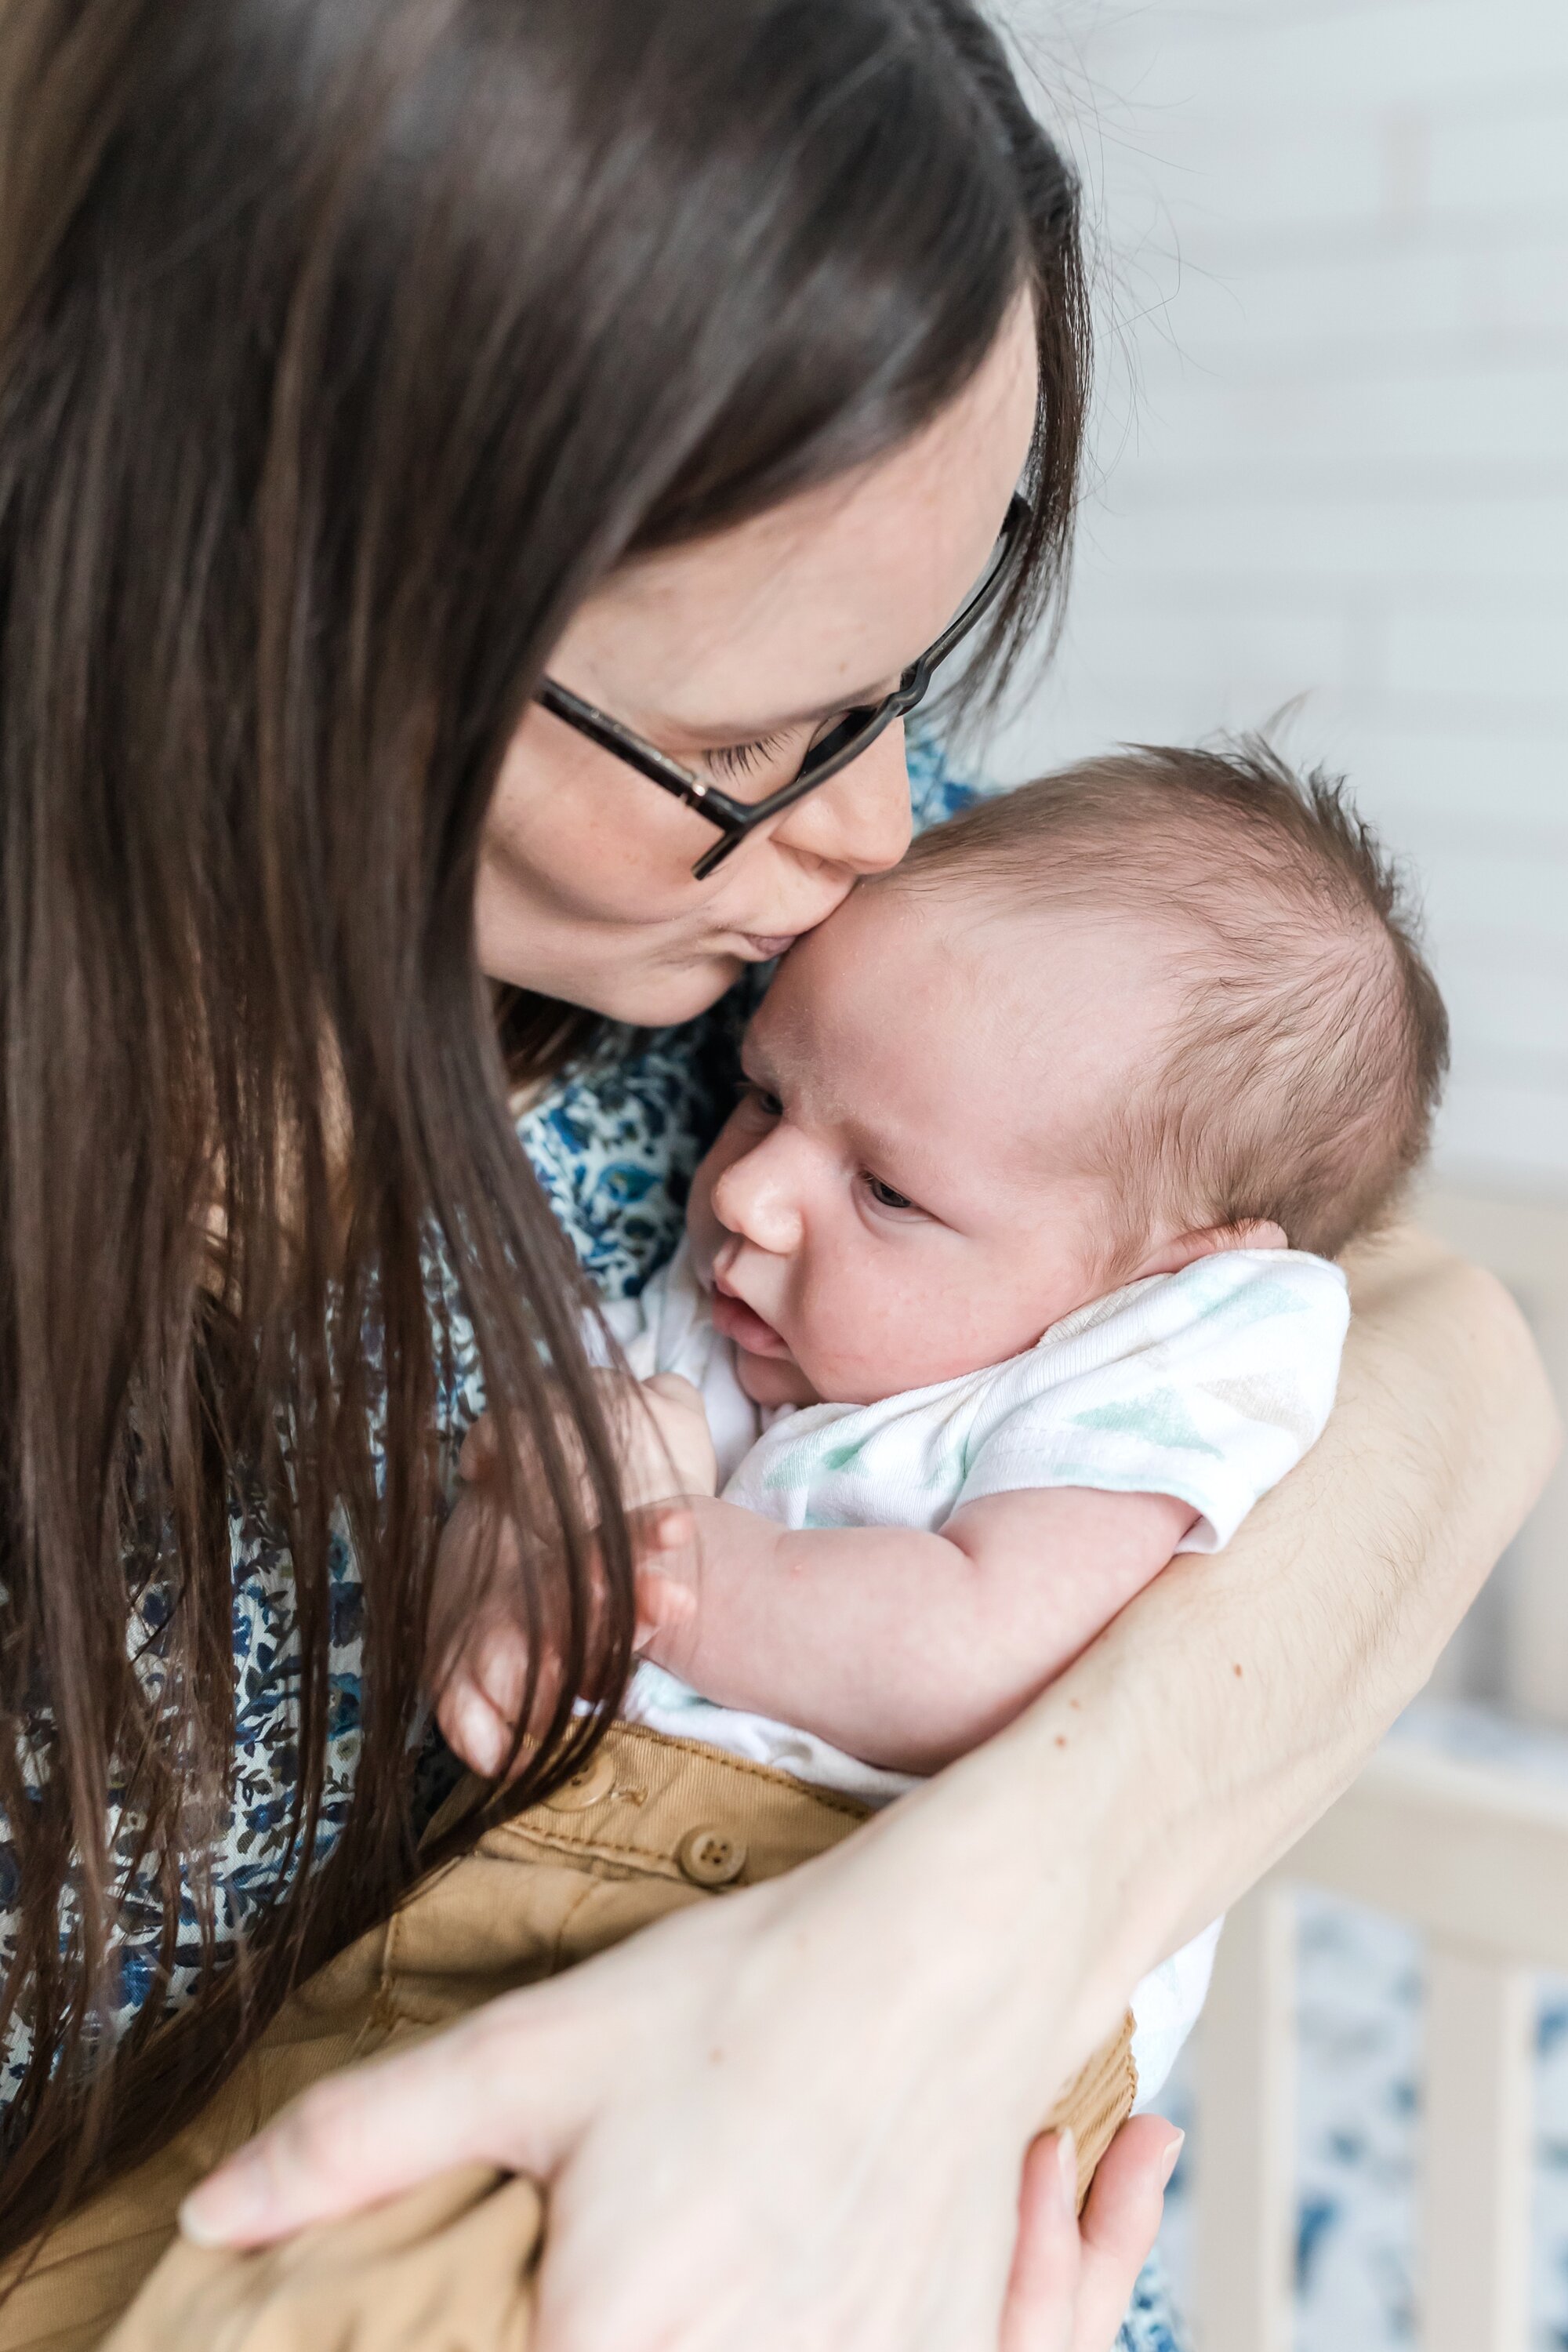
0, 733, 1185, 2352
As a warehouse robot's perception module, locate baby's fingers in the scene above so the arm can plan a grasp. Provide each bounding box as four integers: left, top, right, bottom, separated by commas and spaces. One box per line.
436, 1674, 510, 1777
436, 1621, 533, 1778
456, 1412, 500, 1483
633, 1501, 695, 1557
633, 1563, 697, 1653
630, 1504, 699, 1668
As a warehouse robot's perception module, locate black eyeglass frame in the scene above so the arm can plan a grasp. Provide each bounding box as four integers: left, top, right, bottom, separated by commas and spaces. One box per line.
536, 493, 1032, 880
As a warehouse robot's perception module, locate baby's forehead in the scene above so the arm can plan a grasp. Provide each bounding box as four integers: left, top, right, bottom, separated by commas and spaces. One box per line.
763, 881, 1174, 1168
864, 873, 1191, 1021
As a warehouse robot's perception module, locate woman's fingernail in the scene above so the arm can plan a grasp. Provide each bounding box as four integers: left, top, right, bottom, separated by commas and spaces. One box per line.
178, 2167, 262, 2247
1160, 2130, 1186, 2188
1055, 2129, 1077, 2205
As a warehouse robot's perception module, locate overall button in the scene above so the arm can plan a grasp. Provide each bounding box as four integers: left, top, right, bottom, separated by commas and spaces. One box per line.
676, 1826, 747, 1888
542, 1750, 618, 1813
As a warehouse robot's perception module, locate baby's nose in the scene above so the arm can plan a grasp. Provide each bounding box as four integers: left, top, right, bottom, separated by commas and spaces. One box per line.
710, 1149, 804, 1256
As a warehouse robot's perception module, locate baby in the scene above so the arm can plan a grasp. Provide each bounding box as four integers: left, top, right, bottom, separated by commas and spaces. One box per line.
443, 735, 1448, 2114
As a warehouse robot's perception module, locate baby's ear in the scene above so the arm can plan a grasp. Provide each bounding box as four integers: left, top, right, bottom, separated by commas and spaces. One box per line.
1131, 1219, 1288, 1280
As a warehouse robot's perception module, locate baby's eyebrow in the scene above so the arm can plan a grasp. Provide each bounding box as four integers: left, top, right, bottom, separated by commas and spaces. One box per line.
738, 1036, 786, 1092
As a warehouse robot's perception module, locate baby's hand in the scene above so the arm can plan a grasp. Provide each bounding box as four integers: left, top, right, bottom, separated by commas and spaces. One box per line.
456, 1372, 717, 1518
431, 1385, 714, 1780
617, 1374, 719, 1507
434, 1501, 699, 1777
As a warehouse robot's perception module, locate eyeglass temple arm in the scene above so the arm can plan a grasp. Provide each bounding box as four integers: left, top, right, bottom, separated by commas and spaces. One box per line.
535, 680, 753, 831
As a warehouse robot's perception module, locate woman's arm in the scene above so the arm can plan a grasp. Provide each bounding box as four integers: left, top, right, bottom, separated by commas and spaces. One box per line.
183, 1232, 1556, 2352
1003, 1227, 1561, 2014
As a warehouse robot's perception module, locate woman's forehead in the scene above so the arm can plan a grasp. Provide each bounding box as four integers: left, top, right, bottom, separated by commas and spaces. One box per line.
557, 299, 1038, 742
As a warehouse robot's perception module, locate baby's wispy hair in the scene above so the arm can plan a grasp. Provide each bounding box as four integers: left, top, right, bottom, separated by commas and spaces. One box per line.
887, 739, 1449, 1261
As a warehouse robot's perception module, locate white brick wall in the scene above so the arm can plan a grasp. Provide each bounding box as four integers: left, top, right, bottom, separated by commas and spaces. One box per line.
985, 0, 1568, 1192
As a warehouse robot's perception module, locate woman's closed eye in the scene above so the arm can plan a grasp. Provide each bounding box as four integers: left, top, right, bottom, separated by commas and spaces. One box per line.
736, 1079, 784, 1120
704, 730, 799, 786
702, 702, 863, 789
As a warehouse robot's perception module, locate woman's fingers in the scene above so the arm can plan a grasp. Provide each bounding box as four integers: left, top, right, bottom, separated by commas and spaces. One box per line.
998, 2117, 1181, 2352
1070, 2118, 1183, 2352
179, 1978, 616, 2252
1000, 2132, 1080, 2352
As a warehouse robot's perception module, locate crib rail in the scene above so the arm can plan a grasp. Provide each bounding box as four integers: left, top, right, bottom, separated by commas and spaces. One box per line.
1193, 1740, 1568, 2352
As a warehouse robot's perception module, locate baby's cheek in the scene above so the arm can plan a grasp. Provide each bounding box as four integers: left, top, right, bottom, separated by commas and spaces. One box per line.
794, 1279, 921, 1405
839, 1286, 988, 1399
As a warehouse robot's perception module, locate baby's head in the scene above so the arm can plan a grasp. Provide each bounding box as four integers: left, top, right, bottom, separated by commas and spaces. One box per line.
688, 741, 1448, 1408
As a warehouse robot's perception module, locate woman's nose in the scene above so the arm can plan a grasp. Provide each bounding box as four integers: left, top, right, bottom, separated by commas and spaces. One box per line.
772, 719, 913, 877
710, 1139, 804, 1256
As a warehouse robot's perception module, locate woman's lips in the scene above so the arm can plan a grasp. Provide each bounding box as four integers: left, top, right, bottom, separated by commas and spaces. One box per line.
710, 1282, 793, 1359
739, 933, 799, 962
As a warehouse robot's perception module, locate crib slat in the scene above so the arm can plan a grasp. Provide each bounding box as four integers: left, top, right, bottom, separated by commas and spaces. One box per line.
1422, 1946, 1534, 2352
1192, 1885, 1297, 2352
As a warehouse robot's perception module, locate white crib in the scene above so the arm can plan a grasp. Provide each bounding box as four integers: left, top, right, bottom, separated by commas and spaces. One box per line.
1190, 1185, 1568, 2352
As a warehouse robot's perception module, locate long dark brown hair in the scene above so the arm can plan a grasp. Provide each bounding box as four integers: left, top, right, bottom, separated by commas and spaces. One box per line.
0, 0, 1087, 2241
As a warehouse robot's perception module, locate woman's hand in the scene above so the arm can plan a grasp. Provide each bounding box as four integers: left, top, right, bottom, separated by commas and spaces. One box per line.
180, 1802, 1169, 2351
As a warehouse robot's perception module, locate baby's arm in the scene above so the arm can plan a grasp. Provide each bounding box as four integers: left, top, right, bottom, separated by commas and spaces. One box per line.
638, 1486, 1198, 1774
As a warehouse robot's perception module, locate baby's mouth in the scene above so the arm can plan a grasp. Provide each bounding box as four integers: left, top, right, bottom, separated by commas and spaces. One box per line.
710, 1273, 793, 1359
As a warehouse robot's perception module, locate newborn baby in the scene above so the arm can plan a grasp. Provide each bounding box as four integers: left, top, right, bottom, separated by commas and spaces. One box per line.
444, 735, 1447, 2111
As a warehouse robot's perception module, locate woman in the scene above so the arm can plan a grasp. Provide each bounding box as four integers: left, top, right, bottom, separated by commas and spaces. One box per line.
0, 3, 1552, 2347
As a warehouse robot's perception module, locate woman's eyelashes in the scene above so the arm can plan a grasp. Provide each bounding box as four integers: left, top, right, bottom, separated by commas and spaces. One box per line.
737, 1079, 783, 1120
703, 705, 851, 786
705, 729, 797, 784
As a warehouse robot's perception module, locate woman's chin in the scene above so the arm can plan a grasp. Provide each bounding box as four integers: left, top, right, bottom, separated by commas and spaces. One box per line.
575, 953, 751, 1031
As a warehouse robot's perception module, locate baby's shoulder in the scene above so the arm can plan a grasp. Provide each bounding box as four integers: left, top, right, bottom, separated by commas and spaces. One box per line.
949, 1251, 1351, 1442
951, 1249, 1351, 1539
1037, 1247, 1348, 1367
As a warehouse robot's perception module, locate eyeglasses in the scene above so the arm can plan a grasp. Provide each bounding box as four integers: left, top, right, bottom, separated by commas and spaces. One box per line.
536, 493, 1032, 879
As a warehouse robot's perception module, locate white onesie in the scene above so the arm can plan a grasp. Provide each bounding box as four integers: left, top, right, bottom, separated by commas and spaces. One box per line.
604, 1241, 1349, 2103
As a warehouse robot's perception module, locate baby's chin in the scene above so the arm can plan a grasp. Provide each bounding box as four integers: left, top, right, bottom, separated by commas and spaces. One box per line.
733, 1347, 821, 1410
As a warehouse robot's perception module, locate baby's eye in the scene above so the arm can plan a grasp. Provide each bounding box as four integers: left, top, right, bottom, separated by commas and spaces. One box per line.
865, 1175, 915, 1212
